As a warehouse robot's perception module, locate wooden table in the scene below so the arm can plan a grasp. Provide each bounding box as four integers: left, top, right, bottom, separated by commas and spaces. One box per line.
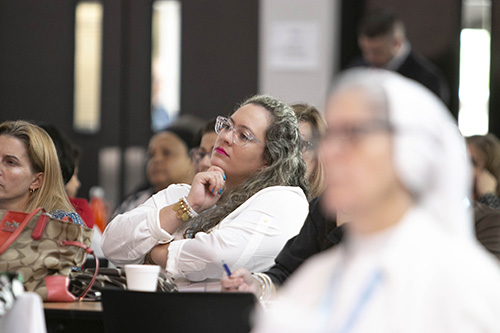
44, 301, 104, 333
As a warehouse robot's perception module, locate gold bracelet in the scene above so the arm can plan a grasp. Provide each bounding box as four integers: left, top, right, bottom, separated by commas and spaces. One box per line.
172, 197, 197, 222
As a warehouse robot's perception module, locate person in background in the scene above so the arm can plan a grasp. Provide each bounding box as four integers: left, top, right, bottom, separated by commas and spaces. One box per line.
66, 147, 95, 228
464, 134, 500, 260
292, 103, 326, 199
467, 134, 500, 209
191, 118, 217, 173
351, 8, 449, 105
253, 69, 500, 332
102, 95, 309, 285
111, 124, 198, 218
64, 147, 81, 199
41, 124, 95, 228
0, 120, 83, 224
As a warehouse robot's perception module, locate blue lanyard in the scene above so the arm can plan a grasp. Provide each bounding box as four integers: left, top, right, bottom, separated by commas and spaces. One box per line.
320, 263, 383, 333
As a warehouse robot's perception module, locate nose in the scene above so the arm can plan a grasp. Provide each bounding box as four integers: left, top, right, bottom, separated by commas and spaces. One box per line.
199, 153, 212, 171
149, 152, 162, 163
219, 128, 233, 145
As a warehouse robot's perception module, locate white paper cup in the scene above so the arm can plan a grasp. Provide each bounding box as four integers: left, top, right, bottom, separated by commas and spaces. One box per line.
124, 264, 160, 292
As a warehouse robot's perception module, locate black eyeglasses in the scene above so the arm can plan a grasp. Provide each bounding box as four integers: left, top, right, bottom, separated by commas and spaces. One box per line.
215, 116, 264, 146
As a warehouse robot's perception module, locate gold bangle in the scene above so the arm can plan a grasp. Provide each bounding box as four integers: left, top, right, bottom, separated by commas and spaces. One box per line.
173, 197, 195, 222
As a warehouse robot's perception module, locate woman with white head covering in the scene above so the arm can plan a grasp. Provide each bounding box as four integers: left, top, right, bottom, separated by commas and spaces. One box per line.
252, 69, 500, 332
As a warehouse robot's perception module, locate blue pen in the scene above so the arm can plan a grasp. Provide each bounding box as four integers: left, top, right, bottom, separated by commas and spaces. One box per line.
221, 260, 231, 276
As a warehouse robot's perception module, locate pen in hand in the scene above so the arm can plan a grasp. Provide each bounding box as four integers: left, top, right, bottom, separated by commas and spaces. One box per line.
221, 260, 231, 276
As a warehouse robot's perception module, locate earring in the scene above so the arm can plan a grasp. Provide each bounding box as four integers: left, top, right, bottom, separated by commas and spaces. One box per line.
29, 188, 34, 194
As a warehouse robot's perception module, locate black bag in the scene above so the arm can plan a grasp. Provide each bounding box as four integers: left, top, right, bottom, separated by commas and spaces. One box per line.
69, 267, 178, 300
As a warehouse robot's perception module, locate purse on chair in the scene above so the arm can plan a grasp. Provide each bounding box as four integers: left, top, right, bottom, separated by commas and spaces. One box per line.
0, 208, 98, 301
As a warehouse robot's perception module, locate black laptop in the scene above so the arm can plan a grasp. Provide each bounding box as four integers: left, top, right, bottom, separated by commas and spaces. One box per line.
101, 289, 259, 333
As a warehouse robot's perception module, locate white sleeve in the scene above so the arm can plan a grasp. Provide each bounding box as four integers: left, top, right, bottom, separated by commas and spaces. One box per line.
101, 184, 190, 266
166, 187, 308, 281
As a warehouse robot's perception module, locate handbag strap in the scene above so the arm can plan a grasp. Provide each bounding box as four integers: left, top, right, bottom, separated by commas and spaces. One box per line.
60, 240, 100, 301
31, 210, 55, 240
0, 208, 46, 255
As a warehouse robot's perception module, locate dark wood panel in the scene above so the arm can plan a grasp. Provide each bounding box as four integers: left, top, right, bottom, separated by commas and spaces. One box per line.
490, 0, 500, 137
180, 0, 259, 120
0, 0, 76, 126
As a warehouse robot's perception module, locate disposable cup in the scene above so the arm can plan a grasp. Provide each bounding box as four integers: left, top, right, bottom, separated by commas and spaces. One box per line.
124, 264, 160, 292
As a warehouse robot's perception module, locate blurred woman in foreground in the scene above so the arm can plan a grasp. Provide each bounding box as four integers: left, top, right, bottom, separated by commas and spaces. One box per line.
253, 70, 500, 332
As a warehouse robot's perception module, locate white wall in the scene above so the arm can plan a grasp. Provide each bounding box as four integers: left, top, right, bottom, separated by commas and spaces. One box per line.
259, 0, 340, 112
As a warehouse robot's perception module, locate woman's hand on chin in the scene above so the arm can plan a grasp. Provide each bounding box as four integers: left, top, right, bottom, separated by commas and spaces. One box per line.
186, 166, 226, 213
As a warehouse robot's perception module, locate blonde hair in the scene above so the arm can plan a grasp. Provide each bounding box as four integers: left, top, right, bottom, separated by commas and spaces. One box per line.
292, 103, 326, 199
0, 120, 74, 212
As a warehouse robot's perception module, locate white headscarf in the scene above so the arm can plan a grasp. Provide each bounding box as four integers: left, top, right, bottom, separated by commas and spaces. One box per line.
332, 69, 473, 238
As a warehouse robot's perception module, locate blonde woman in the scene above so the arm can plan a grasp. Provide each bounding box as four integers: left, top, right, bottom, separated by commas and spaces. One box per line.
0, 120, 82, 224
292, 103, 326, 199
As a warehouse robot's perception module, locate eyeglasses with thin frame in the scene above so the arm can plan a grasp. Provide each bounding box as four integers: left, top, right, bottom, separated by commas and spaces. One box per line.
215, 116, 264, 146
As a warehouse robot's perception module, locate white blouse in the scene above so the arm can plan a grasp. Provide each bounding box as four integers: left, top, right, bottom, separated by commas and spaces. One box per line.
253, 207, 500, 332
101, 184, 308, 281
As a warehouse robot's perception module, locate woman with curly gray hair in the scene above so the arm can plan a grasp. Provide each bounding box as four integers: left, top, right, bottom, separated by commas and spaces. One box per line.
102, 95, 309, 284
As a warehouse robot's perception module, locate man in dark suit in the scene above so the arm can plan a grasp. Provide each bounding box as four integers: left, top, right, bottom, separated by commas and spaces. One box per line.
351, 8, 450, 106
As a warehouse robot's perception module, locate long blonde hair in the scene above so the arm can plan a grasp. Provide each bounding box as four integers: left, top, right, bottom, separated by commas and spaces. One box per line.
292, 103, 326, 199
185, 95, 308, 237
0, 120, 74, 212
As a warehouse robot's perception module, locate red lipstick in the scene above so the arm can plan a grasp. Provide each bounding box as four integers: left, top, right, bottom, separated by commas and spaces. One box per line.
215, 147, 229, 157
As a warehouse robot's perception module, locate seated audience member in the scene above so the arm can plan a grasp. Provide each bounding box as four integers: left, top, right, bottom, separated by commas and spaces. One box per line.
351, 8, 449, 105
253, 69, 500, 332
102, 95, 309, 283
41, 124, 95, 228
219, 104, 330, 298
65, 146, 95, 228
467, 134, 500, 209
111, 124, 198, 218
0, 120, 83, 224
194, 108, 326, 198
292, 103, 326, 199
191, 118, 217, 173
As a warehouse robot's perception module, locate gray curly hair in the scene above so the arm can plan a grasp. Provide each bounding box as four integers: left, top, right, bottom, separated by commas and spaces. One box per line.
185, 95, 308, 237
